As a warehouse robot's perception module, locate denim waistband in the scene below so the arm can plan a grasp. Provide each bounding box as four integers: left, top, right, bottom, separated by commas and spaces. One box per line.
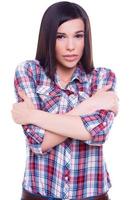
21, 188, 109, 200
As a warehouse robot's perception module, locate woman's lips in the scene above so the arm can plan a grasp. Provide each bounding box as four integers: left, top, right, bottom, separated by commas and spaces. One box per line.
63, 55, 78, 62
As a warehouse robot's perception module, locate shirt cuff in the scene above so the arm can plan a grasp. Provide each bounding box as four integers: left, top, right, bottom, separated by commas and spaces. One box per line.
80, 110, 114, 145
23, 125, 45, 144
23, 125, 52, 154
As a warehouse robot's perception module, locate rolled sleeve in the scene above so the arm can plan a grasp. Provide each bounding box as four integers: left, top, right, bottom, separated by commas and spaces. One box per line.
80, 67, 117, 146
22, 124, 45, 154
80, 109, 114, 145
14, 60, 45, 154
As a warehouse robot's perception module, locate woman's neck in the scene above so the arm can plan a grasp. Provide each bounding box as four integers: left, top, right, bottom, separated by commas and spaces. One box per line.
56, 66, 76, 83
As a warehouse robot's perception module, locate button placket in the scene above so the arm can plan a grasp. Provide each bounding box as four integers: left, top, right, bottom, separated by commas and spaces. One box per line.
65, 176, 69, 181
63, 144, 71, 199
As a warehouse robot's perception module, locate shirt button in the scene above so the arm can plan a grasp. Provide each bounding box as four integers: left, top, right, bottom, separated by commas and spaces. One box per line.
103, 122, 107, 126
65, 176, 69, 181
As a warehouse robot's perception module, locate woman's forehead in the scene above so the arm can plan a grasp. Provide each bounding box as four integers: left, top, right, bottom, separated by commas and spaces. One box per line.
57, 19, 84, 34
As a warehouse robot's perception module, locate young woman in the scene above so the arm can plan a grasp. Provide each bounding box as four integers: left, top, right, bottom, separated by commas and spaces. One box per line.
12, 1, 118, 200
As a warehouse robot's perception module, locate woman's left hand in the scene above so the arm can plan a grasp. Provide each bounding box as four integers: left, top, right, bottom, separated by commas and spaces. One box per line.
11, 89, 35, 125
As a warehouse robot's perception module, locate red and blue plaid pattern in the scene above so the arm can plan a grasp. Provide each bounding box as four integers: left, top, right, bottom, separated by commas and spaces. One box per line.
14, 60, 116, 199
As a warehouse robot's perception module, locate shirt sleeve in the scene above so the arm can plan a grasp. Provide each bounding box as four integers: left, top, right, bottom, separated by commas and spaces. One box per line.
14, 60, 45, 154
80, 67, 117, 146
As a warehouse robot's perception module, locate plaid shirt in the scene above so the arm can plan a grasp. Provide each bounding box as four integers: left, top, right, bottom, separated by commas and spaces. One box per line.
14, 60, 116, 199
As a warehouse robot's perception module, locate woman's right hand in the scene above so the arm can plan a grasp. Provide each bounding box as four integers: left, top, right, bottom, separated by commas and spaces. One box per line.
91, 84, 119, 115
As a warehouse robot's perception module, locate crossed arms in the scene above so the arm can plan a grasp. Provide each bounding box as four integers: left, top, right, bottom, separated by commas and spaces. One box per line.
12, 64, 118, 153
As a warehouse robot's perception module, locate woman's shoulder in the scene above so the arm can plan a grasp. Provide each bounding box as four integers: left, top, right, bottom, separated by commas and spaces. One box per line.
15, 59, 47, 84
91, 66, 116, 77
16, 59, 41, 72
15, 59, 47, 78
90, 66, 116, 82
89, 66, 116, 90
15, 59, 50, 84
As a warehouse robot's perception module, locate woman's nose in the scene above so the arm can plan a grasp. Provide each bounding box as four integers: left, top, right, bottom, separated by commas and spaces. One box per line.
66, 38, 75, 51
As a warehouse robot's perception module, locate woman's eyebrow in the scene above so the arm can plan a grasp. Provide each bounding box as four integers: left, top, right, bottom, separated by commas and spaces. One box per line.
57, 32, 66, 35
75, 30, 84, 34
57, 30, 84, 35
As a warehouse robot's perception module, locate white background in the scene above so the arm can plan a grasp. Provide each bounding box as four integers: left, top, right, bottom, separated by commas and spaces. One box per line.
0, 0, 134, 199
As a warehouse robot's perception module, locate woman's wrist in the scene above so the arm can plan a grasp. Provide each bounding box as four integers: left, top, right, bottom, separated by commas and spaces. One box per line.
89, 96, 100, 111
67, 97, 98, 116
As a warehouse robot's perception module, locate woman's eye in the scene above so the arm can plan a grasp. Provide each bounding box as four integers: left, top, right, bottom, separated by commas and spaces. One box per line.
75, 34, 84, 38
56, 35, 65, 39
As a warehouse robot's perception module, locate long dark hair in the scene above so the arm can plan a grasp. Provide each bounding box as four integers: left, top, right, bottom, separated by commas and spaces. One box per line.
36, 1, 94, 80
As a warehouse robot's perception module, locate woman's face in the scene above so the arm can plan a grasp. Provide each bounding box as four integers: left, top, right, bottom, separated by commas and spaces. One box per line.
55, 18, 85, 71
